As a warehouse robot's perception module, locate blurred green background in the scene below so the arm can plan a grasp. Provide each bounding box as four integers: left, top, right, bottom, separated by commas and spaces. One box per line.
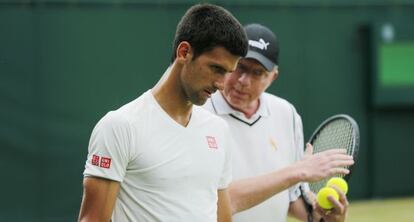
1, 0, 414, 221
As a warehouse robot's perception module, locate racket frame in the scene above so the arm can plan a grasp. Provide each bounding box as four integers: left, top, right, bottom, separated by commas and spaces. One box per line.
308, 114, 360, 182
302, 114, 360, 222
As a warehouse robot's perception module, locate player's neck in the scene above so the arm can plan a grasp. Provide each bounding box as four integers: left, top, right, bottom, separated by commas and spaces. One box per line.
238, 100, 259, 119
222, 91, 259, 119
152, 65, 193, 127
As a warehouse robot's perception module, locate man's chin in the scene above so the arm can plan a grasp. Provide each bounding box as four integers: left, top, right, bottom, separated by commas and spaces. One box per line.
229, 90, 248, 100
226, 97, 245, 109
191, 97, 208, 106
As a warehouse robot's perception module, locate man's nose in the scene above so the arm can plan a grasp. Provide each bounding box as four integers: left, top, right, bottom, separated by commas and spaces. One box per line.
238, 73, 251, 86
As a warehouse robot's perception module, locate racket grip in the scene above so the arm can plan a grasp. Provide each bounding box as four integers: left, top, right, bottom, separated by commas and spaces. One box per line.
307, 214, 313, 222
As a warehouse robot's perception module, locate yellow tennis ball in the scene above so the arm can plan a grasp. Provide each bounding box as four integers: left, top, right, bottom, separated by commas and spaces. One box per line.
317, 187, 339, 209
327, 177, 348, 195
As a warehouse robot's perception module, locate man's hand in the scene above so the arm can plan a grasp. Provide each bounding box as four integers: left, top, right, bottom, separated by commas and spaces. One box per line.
314, 185, 349, 222
297, 143, 354, 182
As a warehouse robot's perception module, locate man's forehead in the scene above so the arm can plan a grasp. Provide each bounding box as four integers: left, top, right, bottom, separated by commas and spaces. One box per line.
206, 47, 240, 70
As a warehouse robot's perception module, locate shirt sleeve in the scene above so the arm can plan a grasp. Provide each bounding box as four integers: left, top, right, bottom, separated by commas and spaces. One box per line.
218, 124, 233, 190
289, 108, 306, 201
83, 111, 132, 182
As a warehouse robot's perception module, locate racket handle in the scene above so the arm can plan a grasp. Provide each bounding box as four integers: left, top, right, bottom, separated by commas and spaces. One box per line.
300, 184, 313, 222
307, 214, 313, 222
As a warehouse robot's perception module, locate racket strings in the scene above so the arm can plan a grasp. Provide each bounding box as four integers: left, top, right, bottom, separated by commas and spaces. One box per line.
309, 119, 355, 192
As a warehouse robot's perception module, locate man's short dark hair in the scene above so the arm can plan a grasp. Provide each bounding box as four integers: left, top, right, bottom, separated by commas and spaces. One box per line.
171, 3, 248, 62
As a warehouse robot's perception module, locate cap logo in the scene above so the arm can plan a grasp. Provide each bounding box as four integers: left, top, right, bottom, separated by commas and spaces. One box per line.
249, 38, 270, 50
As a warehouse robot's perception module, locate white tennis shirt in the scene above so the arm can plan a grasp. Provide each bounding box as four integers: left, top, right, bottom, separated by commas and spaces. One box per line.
203, 92, 304, 222
84, 90, 232, 222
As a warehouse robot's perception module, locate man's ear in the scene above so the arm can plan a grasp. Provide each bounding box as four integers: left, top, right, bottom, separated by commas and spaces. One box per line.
176, 41, 192, 61
272, 68, 279, 81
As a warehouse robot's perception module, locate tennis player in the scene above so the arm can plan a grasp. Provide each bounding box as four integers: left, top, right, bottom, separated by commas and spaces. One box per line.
203, 23, 353, 222
78, 4, 248, 222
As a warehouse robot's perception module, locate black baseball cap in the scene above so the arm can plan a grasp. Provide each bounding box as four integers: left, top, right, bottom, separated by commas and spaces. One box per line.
244, 24, 279, 71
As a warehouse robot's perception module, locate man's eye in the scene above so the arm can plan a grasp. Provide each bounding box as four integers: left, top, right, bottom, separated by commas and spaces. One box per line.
212, 66, 226, 74
253, 70, 265, 76
236, 64, 247, 73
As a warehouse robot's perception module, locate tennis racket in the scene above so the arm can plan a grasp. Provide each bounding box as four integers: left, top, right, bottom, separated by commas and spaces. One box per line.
301, 114, 360, 222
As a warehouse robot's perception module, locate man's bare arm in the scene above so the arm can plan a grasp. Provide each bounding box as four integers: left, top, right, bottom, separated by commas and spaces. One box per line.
229, 144, 354, 214
217, 189, 232, 222
78, 177, 120, 222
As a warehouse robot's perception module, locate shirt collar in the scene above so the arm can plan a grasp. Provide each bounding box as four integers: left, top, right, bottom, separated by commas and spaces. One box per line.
210, 91, 270, 123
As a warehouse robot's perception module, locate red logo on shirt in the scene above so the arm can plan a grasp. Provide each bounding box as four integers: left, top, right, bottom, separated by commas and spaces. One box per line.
92, 155, 100, 166
91, 154, 111, 169
206, 136, 218, 149
100, 157, 112, 169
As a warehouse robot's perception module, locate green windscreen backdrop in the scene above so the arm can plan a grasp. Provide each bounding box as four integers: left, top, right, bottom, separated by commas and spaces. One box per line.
379, 42, 414, 86
372, 22, 414, 106
1, 1, 414, 221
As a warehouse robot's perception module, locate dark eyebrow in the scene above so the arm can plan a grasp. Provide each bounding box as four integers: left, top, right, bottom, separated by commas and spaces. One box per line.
254, 67, 267, 73
210, 64, 228, 73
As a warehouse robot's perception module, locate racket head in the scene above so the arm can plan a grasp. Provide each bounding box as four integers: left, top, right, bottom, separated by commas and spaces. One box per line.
307, 114, 360, 194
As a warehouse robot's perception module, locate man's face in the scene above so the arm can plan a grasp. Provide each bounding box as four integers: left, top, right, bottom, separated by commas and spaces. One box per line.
222, 58, 277, 112
181, 46, 240, 106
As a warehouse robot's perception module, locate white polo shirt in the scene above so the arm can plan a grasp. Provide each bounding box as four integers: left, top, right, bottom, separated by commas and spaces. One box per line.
203, 91, 304, 222
84, 90, 232, 222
